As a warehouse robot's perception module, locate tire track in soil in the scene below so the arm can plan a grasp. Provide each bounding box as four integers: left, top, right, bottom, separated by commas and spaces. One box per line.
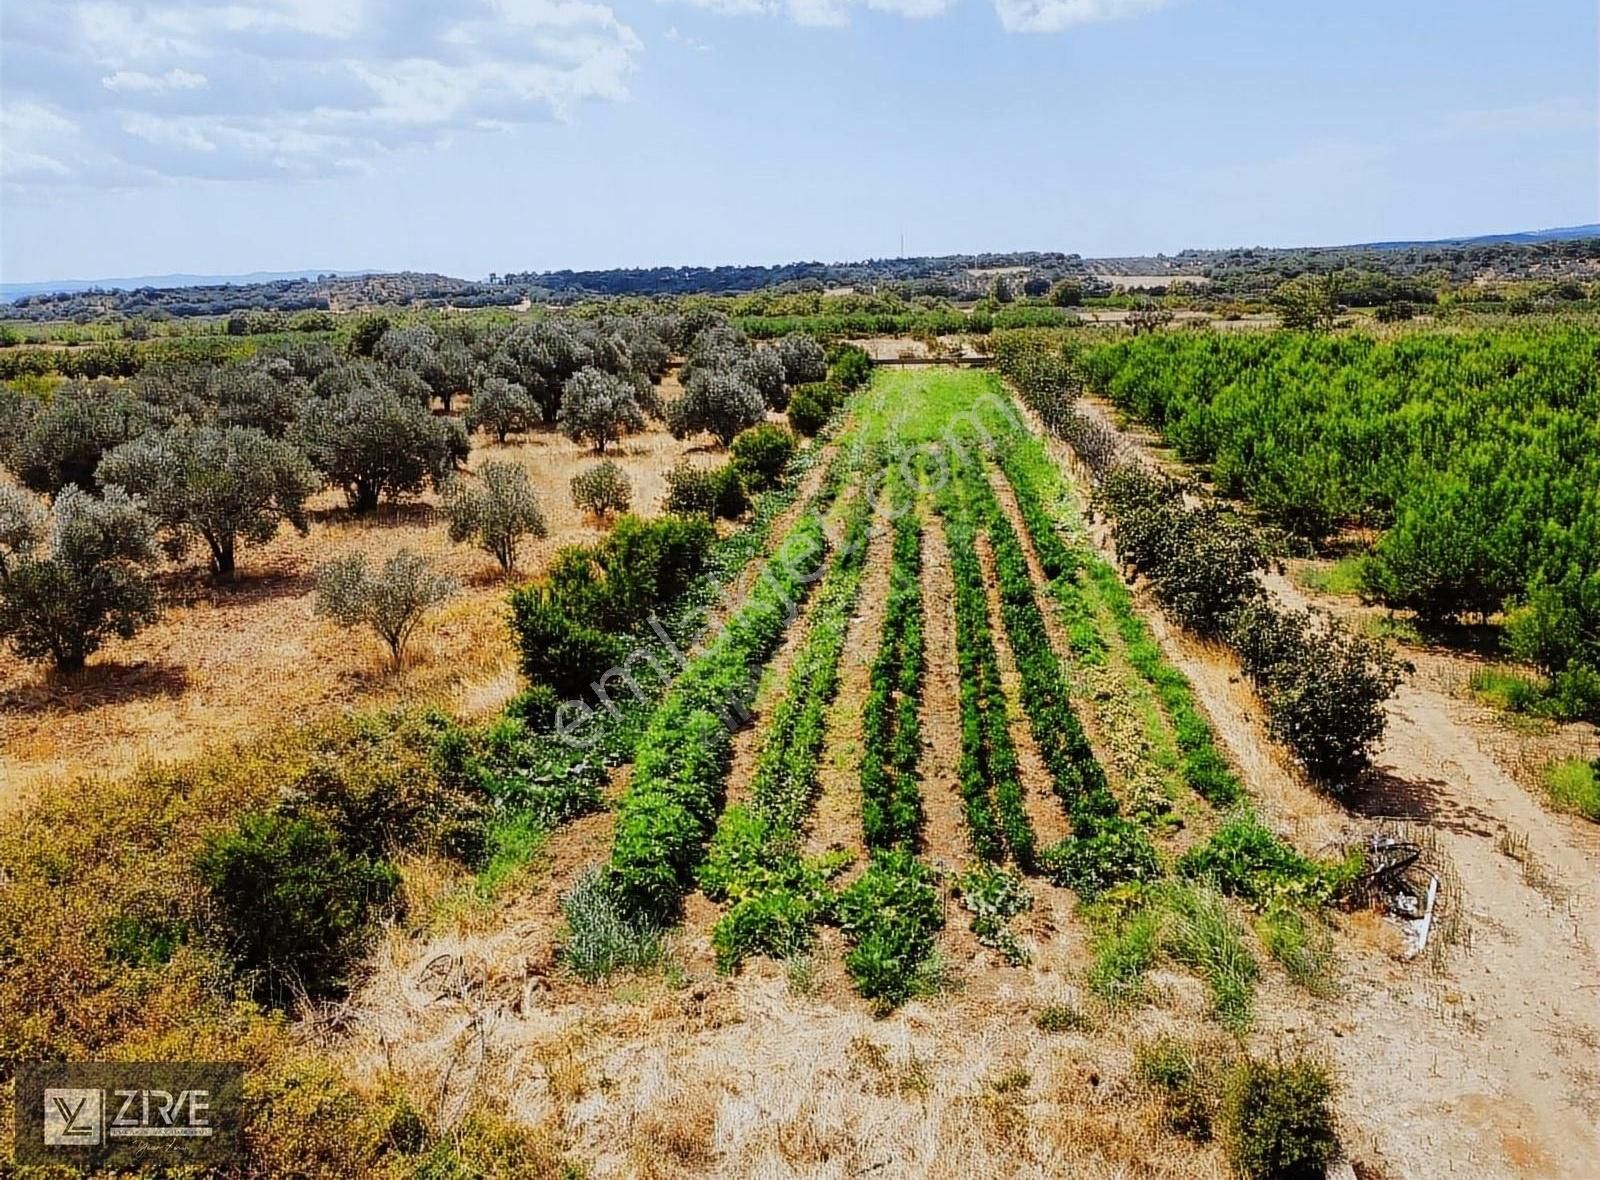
1015, 387, 1600, 1180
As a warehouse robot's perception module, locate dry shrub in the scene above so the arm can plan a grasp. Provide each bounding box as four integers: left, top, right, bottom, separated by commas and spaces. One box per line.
631, 1086, 720, 1178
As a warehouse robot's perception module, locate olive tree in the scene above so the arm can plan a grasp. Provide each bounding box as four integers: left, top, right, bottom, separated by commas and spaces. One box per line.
314, 549, 457, 668
6, 381, 155, 495
570, 460, 632, 522
665, 369, 766, 448
0, 484, 160, 671
213, 361, 309, 437
442, 461, 548, 574
97, 424, 319, 578
293, 373, 468, 514
738, 348, 788, 410
374, 325, 472, 412
0, 485, 44, 578
775, 333, 827, 386
465, 376, 538, 443
486, 320, 591, 424
557, 367, 646, 454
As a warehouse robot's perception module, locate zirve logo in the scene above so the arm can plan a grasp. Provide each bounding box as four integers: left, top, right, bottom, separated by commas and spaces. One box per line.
17, 1063, 242, 1167
44, 1085, 217, 1145
44, 1089, 102, 1146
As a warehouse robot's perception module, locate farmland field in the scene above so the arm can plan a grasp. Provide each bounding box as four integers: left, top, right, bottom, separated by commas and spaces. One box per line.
5, 324, 1598, 1178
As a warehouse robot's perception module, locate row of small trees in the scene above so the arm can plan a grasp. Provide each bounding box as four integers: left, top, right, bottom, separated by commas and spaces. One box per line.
991, 331, 1403, 788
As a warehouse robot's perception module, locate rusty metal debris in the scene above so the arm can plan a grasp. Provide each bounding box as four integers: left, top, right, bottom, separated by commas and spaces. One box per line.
1352, 832, 1441, 959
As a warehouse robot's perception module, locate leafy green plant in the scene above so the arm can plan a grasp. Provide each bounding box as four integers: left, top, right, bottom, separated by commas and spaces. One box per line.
1219, 1054, 1340, 1180
956, 862, 1032, 965
934, 458, 1030, 865
197, 811, 400, 1002
1042, 815, 1162, 899
1178, 810, 1347, 907
837, 848, 945, 1009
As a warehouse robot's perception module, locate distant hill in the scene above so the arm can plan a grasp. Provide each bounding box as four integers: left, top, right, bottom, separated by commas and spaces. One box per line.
1358, 224, 1600, 250
0, 270, 376, 302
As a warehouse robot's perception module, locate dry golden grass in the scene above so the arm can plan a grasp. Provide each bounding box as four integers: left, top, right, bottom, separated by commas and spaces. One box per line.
0, 420, 709, 810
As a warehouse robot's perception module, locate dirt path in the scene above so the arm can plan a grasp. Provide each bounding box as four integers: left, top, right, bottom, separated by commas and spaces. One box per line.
1022, 387, 1600, 1179
916, 505, 989, 969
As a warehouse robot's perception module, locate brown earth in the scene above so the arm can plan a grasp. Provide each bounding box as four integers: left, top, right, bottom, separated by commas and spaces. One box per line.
0, 418, 718, 810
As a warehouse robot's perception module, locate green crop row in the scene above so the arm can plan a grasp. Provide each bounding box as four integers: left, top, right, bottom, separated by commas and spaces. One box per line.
860, 458, 926, 850
988, 436, 1244, 808
959, 443, 1114, 822
700, 480, 877, 971
934, 453, 1033, 867
606, 451, 853, 922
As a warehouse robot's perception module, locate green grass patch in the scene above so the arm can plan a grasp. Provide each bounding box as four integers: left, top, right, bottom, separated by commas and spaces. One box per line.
1542, 757, 1600, 822
1296, 554, 1367, 597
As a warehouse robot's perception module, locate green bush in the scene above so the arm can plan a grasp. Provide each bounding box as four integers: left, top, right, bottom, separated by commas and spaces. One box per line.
1178, 810, 1341, 906
664, 459, 747, 520
510, 592, 629, 698
1220, 1055, 1339, 1180
509, 514, 713, 696
827, 344, 873, 391
729, 423, 796, 491
1042, 815, 1161, 899
712, 887, 821, 973
196, 811, 399, 1002
787, 390, 829, 437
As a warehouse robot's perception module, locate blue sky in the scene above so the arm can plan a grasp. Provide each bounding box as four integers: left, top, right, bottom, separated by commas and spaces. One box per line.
1, 0, 1596, 282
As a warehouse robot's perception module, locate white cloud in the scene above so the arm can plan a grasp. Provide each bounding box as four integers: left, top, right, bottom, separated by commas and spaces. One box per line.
665, 0, 1167, 29
102, 67, 210, 92
2, 0, 643, 187
992, 0, 1172, 33
667, 0, 953, 25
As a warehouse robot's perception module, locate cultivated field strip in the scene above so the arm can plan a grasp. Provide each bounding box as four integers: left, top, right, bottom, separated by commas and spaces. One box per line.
859, 457, 926, 852
932, 453, 1033, 867
699, 457, 881, 970
605, 442, 859, 921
